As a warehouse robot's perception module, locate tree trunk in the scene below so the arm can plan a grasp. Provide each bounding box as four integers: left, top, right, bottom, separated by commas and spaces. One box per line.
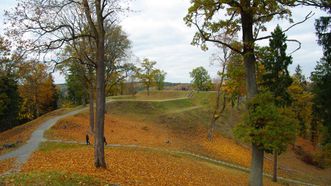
89, 84, 95, 133
250, 144, 264, 186
93, 0, 106, 169
240, 3, 262, 185
272, 150, 278, 182
208, 61, 227, 141
208, 117, 217, 141
147, 85, 150, 96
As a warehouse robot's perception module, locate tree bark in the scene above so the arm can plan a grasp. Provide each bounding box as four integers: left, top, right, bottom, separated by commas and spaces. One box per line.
240, 2, 262, 185
272, 150, 278, 182
250, 144, 264, 186
82, 0, 106, 168
89, 83, 95, 133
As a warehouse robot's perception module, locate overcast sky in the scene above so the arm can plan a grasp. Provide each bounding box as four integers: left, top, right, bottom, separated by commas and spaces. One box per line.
0, 0, 326, 84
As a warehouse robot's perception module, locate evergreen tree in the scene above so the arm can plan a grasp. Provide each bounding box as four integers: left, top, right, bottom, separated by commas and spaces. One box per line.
310, 1, 331, 144
0, 36, 21, 131
261, 25, 293, 107
259, 26, 296, 181
0, 75, 20, 131
294, 65, 307, 88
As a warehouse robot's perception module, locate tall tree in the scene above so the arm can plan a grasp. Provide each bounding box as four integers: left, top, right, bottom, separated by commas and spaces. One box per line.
309, 0, 331, 145
259, 26, 295, 182
190, 66, 212, 91
260, 25, 293, 107
184, 1, 310, 184
6, 0, 127, 168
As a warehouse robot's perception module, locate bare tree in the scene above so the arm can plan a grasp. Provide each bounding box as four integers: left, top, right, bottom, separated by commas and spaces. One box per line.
6, 0, 127, 168
208, 33, 234, 141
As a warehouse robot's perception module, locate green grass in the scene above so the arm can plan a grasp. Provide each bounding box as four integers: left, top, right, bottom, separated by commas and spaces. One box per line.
107, 98, 195, 116
38, 142, 86, 152
106, 90, 243, 138
0, 171, 107, 186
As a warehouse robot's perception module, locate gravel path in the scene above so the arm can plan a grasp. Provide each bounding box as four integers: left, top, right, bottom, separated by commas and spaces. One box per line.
0, 108, 85, 173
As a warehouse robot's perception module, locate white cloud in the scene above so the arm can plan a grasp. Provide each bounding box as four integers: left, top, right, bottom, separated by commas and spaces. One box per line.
0, 0, 327, 83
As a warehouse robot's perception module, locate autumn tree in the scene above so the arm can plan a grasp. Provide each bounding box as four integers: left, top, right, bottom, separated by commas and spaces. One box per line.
289, 65, 312, 139
223, 53, 246, 108
288, 76, 312, 138
136, 58, 159, 96
18, 62, 58, 121
190, 67, 212, 91
6, 0, 127, 168
184, 1, 310, 184
59, 24, 133, 132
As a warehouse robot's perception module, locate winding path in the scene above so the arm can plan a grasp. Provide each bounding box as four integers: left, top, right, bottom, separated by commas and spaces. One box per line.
0, 108, 86, 173
0, 97, 189, 173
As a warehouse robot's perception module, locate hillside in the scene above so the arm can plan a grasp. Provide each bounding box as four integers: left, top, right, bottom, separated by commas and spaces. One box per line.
1, 91, 330, 185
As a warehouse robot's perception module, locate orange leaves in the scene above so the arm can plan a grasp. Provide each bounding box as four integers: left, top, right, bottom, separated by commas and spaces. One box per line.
21, 146, 280, 186
0, 158, 15, 174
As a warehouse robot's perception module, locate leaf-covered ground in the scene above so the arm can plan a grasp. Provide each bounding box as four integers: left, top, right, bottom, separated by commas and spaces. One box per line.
46, 113, 273, 172
21, 143, 280, 186
0, 158, 15, 174
0, 171, 106, 185
45, 107, 331, 185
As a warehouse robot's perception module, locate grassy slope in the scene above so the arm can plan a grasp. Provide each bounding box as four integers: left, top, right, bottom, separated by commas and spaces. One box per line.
3, 90, 331, 185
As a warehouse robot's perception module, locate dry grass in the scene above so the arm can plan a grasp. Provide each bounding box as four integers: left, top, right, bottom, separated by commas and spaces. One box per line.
21, 143, 280, 186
